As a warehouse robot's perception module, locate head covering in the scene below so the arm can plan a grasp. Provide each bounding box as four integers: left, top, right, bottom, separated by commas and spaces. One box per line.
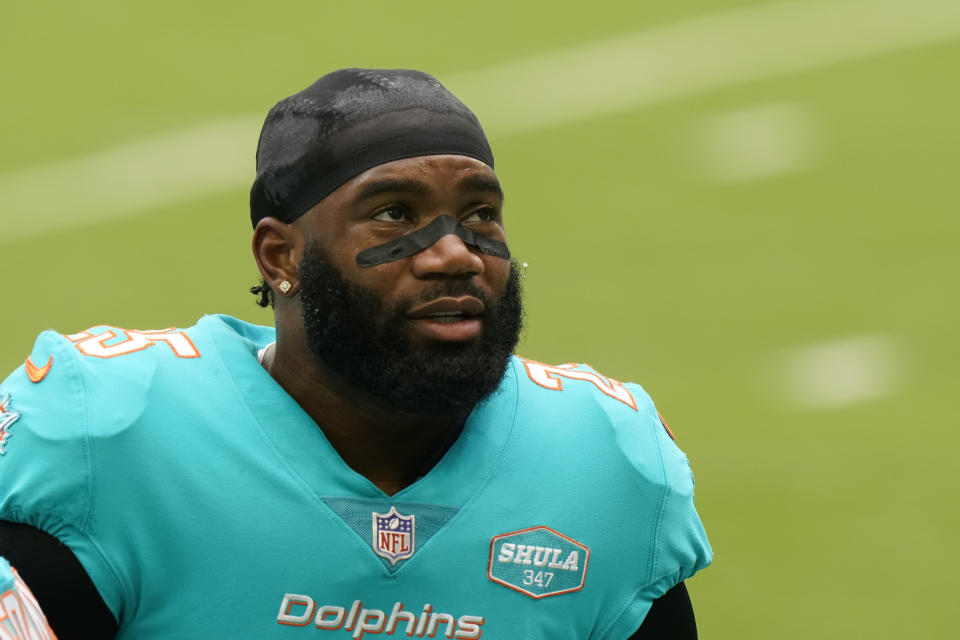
250, 68, 494, 228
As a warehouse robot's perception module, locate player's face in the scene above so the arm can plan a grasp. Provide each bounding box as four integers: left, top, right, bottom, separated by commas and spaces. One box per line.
296, 155, 512, 346
293, 155, 522, 415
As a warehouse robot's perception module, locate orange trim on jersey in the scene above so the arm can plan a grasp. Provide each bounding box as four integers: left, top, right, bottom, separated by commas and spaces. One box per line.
24, 356, 53, 383
658, 412, 676, 441
517, 357, 638, 411
153, 329, 201, 359
66, 327, 201, 359
73, 329, 151, 359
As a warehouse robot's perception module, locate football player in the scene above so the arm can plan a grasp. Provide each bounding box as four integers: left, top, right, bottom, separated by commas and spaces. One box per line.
0, 69, 710, 638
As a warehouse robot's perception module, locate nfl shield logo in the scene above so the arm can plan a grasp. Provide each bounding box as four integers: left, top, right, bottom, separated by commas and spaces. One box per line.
372, 507, 415, 565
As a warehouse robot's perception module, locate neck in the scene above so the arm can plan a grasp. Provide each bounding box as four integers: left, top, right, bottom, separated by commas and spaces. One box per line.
262, 339, 467, 496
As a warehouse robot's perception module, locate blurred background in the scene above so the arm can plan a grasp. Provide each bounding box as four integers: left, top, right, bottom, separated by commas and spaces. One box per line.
2, 0, 958, 636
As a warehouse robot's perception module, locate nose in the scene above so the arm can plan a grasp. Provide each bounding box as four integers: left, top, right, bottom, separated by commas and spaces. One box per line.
410, 232, 485, 279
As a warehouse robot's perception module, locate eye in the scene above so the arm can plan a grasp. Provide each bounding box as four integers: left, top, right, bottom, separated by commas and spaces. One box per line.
371, 206, 409, 222
463, 207, 498, 223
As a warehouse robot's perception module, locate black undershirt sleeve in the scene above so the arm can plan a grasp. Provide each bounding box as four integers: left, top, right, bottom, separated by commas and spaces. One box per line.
0, 520, 118, 639
627, 581, 698, 640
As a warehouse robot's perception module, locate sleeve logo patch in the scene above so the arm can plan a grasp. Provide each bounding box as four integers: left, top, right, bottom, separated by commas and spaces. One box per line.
0, 394, 21, 456
488, 526, 590, 599
24, 356, 52, 384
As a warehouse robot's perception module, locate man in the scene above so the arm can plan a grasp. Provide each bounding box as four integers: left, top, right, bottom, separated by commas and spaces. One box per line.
0, 69, 710, 638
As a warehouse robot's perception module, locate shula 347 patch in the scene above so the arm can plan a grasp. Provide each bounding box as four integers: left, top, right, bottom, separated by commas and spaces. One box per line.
488, 526, 589, 599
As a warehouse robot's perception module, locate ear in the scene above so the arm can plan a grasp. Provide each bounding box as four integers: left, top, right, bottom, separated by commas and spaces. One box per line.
252, 217, 304, 298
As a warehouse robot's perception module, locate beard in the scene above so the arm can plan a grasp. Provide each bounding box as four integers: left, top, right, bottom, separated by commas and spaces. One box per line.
297, 242, 524, 416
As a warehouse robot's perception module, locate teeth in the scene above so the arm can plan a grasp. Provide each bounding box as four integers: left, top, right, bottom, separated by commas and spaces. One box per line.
427, 312, 463, 317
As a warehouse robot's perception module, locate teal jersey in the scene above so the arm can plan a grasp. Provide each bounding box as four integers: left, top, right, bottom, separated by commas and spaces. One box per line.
0, 315, 711, 639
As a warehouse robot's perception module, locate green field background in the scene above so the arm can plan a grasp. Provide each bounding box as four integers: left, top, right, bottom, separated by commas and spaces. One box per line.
2, 0, 958, 637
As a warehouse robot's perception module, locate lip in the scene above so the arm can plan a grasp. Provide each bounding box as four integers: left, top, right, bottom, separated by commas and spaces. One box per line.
407, 296, 485, 342
407, 296, 485, 318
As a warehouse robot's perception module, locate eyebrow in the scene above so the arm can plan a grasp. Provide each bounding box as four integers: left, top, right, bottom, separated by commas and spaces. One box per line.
458, 174, 504, 201
353, 173, 504, 203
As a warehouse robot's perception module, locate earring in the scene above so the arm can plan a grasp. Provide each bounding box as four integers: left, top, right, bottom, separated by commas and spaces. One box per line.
278, 280, 292, 294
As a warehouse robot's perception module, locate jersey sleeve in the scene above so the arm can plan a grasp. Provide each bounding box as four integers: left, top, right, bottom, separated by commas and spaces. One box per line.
643, 398, 712, 596
601, 385, 712, 640
0, 331, 125, 618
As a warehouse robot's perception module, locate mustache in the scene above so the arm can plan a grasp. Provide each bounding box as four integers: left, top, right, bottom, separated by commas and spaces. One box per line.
393, 261, 521, 315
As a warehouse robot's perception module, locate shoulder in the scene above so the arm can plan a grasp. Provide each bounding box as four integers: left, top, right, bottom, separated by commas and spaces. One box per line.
0, 314, 274, 533
57, 314, 274, 375
0, 329, 94, 536
1, 329, 88, 447
56, 314, 265, 426
0, 314, 274, 463
506, 356, 712, 574
506, 355, 694, 508
508, 356, 674, 468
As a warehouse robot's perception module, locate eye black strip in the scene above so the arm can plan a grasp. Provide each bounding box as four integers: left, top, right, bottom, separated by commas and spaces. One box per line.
355, 215, 510, 267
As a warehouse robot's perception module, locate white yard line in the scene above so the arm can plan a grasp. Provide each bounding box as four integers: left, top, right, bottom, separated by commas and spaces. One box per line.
3, 118, 262, 243
3, 0, 960, 243
690, 102, 821, 183
767, 334, 906, 410
449, 0, 960, 136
